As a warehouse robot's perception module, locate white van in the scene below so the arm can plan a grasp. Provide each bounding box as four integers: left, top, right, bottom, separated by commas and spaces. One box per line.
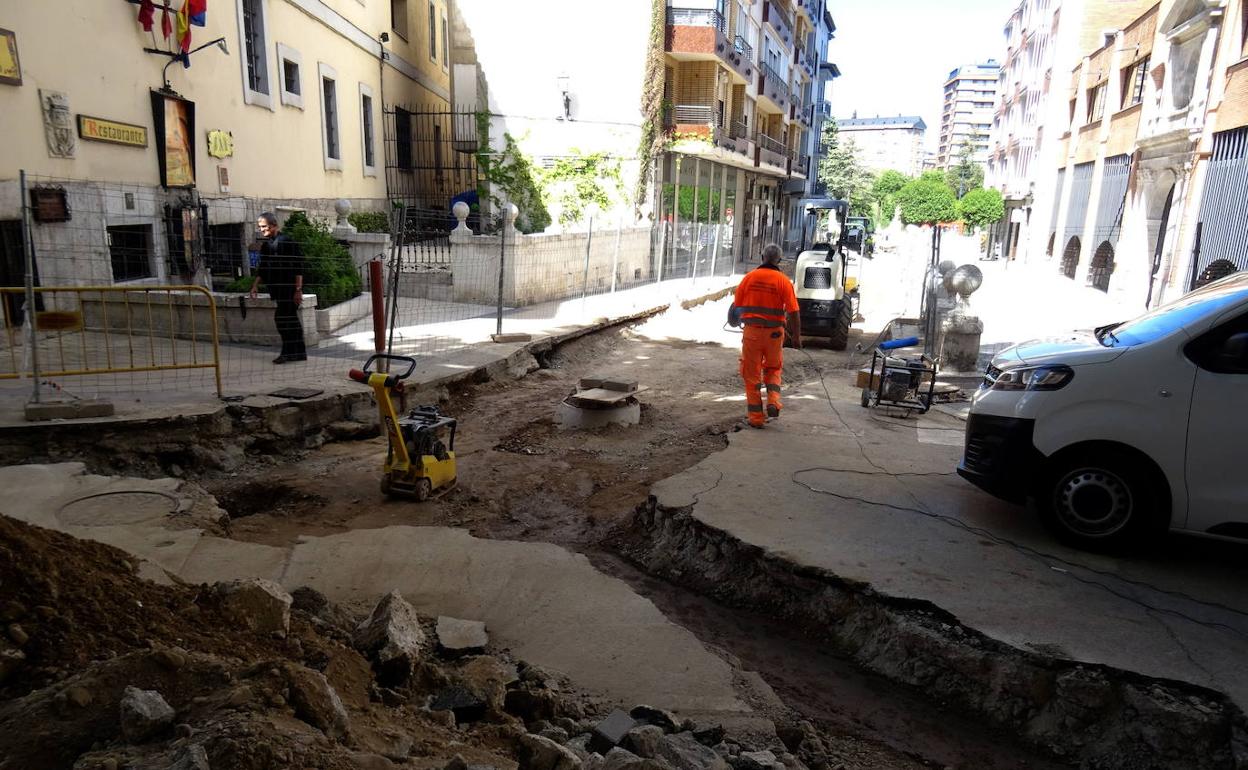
958, 271, 1248, 550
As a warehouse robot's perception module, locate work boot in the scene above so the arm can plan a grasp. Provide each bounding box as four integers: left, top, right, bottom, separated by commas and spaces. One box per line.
747, 420, 765, 429
766, 404, 780, 419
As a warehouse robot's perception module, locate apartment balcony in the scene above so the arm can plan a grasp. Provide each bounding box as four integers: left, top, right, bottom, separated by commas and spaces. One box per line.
664, 103, 752, 160
792, 153, 810, 179
666, 7, 754, 83
763, 2, 795, 49
789, 90, 804, 121
755, 132, 790, 173
793, 0, 819, 24
757, 62, 790, 114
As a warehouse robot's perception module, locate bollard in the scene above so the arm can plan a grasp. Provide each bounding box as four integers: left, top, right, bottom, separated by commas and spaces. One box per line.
369, 259, 385, 354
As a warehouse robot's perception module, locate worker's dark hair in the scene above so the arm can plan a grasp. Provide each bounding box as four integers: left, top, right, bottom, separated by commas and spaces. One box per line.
258, 211, 278, 228
761, 243, 783, 263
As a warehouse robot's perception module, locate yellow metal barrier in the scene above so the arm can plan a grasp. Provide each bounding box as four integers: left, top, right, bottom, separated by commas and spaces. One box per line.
0, 285, 222, 397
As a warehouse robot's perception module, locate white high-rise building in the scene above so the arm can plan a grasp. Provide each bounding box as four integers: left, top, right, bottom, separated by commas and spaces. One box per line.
937, 60, 1000, 168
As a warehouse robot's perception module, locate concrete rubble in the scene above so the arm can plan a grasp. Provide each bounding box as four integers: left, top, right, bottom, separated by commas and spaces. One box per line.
353, 590, 427, 683
216, 579, 293, 637
119, 686, 176, 742
436, 616, 490, 655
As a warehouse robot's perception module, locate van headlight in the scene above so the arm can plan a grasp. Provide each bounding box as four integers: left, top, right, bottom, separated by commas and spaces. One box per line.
990, 364, 1075, 391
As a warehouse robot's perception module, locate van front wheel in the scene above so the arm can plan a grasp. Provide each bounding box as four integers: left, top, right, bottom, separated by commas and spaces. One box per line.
1038, 449, 1166, 551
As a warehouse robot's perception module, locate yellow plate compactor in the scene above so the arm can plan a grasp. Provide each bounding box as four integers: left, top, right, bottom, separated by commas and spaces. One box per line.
349, 354, 457, 500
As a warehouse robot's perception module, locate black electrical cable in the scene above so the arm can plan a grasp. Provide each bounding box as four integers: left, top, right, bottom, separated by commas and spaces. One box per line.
793, 349, 1248, 641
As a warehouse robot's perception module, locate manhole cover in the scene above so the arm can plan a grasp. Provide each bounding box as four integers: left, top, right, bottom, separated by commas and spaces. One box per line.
58, 491, 178, 527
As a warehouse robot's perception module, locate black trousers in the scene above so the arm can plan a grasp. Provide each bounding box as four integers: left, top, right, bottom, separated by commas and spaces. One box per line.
273, 293, 306, 359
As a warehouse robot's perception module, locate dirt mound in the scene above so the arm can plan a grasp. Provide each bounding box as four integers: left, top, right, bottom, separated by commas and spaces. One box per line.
0, 515, 594, 770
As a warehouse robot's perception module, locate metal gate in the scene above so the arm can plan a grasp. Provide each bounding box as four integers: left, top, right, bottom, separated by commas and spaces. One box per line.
1192, 126, 1248, 288
382, 105, 480, 218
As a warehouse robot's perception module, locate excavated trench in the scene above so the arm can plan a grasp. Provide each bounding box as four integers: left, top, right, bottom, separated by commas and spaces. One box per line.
612, 497, 1248, 770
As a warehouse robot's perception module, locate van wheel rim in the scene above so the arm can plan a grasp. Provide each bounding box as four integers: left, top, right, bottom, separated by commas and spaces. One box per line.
1055, 467, 1132, 537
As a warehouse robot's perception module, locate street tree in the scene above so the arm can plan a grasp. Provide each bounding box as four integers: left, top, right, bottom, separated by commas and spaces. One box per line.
870, 170, 911, 228
896, 178, 958, 225
958, 187, 1005, 230
945, 141, 985, 197
817, 119, 874, 214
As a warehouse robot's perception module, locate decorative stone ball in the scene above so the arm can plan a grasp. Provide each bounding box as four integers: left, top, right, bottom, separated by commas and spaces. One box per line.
948, 264, 984, 301
504, 203, 519, 224
452, 201, 470, 223
938, 259, 957, 276
334, 198, 352, 218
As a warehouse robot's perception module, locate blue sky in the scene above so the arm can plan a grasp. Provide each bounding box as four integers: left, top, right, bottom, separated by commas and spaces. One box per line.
826, 0, 1014, 150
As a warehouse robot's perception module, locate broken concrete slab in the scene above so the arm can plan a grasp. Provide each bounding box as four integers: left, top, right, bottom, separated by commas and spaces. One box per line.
589, 709, 637, 754
216, 578, 292, 637
0, 464, 754, 721
519, 733, 581, 770
119, 686, 175, 742
354, 590, 426, 682
436, 616, 488, 655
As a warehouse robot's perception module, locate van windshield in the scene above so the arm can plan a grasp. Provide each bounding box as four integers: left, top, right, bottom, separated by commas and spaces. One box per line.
1097, 278, 1248, 347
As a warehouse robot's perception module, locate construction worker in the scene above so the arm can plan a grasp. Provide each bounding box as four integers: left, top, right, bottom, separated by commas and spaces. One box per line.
730, 243, 801, 428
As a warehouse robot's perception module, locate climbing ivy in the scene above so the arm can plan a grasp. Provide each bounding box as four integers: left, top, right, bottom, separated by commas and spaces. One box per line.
475, 112, 551, 233
542, 150, 625, 227
634, 0, 667, 212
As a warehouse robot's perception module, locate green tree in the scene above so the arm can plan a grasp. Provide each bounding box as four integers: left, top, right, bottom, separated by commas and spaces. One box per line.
957, 187, 1005, 230
870, 170, 911, 228
541, 149, 625, 226
945, 141, 985, 197
817, 119, 874, 214
895, 178, 958, 225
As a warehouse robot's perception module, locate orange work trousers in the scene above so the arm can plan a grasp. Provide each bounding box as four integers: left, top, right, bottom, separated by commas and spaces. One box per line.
740, 325, 784, 426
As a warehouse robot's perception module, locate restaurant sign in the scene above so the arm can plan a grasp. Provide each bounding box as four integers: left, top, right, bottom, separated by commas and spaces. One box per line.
77, 115, 148, 148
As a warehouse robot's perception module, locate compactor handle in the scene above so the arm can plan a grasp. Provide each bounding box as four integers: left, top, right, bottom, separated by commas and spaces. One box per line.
348, 368, 368, 383
361, 353, 417, 379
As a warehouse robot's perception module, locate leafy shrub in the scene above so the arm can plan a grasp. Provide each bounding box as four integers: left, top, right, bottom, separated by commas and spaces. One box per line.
348, 211, 390, 233
283, 211, 361, 308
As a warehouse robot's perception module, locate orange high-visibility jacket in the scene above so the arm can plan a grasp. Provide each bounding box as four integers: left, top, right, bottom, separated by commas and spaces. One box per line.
733, 264, 799, 328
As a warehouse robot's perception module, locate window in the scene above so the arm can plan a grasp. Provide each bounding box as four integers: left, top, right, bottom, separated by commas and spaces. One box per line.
360, 84, 377, 177
1122, 57, 1149, 108
391, 0, 408, 40
276, 43, 302, 109
238, 0, 272, 107
396, 107, 413, 170
319, 63, 341, 169
428, 1, 437, 61
108, 225, 153, 282
441, 13, 449, 69
1086, 82, 1106, 123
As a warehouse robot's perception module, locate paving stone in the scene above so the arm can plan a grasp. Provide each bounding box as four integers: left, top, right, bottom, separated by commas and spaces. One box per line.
24, 399, 115, 421
436, 616, 489, 655
590, 709, 638, 754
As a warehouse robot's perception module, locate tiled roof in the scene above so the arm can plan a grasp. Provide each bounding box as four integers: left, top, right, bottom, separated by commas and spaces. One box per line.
837, 116, 927, 130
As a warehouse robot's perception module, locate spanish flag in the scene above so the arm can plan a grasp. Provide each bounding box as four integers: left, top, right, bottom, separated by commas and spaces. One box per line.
176, 1, 192, 54
188, 0, 207, 27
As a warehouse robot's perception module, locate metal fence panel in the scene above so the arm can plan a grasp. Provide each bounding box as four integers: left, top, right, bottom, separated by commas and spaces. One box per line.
1192, 127, 1248, 288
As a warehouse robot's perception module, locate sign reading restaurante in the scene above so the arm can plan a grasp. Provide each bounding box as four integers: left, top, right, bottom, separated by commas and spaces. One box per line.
77, 115, 148, 147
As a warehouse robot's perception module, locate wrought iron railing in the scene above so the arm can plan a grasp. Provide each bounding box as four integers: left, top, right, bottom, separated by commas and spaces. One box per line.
734, 35, 754, 62
794, 154, 810, 174
760, 62, 786, 91
667, 7, 728, 36
730, 120, 750, 139
757, 133, 787, 156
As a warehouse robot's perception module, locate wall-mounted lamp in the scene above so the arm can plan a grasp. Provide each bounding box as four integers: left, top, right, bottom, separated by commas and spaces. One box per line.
380, 31, 390, 43
150, 36, 229, 93
557, 74, 572, 121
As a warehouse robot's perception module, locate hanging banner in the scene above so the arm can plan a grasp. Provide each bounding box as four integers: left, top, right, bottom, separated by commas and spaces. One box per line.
151, 91, 196, 188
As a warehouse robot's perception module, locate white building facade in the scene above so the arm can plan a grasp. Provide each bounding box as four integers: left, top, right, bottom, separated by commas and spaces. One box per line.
836, 115, 927, 177
937, 60, 1001, 168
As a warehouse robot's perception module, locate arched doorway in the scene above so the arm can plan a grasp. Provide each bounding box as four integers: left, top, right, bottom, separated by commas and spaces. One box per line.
1089, 242, 1115, 292
1195, 259, 1239, 288
1061, 237, 1081, 279
1147, 183, 1175, 307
